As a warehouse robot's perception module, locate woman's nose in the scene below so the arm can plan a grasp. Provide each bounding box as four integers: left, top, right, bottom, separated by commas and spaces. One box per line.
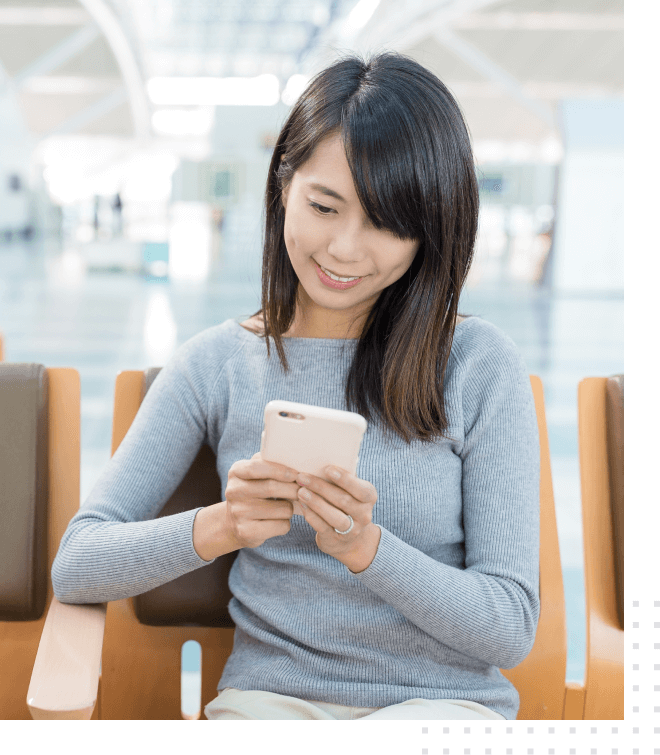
327, 222, 370, 262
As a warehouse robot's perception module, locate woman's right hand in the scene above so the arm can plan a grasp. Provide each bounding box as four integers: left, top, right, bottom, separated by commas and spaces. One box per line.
225, 451, 301, 548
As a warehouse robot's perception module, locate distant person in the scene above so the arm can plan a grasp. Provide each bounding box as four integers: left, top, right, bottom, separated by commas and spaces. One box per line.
111, 192, 123, 237
93, 195, 100, 239
52, 52, 540, 721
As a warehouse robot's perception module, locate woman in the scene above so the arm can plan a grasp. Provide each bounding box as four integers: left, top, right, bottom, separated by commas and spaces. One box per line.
52, 52, 540, 721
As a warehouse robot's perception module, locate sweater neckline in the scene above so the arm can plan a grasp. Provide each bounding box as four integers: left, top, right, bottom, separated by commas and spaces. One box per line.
230, 316, 473, 345
231, 318, 356, 345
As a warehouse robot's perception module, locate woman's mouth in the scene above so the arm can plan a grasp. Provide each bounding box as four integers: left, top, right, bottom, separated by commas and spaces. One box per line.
313, 260, 366, 290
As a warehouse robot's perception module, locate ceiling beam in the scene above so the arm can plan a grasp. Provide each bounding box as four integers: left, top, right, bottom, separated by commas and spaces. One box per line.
13, 24, 100, 89
46, 87, 127, 136
2, 0, 148, 139
434, 26, 556, 128
356, 2, 623, 55
351, 0, 501, 55
0, 7, 90, 25
300, 0, 559, 132
20, 76, 123, 95
451, 12, 624, 31
77, 0, 150, 139
301, 0, 501, 74
318, 1, 558, 128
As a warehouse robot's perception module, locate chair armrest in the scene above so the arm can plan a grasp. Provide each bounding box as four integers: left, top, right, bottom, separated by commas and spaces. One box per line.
563, 681, 586, 719
27, 597, 106, 719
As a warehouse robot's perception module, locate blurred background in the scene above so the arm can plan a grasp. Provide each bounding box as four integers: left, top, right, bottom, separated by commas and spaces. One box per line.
0, 0, 623, 715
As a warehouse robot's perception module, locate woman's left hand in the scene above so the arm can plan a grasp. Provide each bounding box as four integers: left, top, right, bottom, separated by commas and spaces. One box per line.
295, 467, 380, 573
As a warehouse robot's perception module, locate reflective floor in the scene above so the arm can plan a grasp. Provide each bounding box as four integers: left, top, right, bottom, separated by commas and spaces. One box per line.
0, 234, 624, 685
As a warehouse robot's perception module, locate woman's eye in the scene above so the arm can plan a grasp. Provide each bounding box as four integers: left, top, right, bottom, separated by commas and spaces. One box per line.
309, 201, 335, 215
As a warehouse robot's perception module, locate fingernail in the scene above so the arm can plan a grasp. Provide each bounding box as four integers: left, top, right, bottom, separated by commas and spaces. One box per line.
298, 474, 311, 485
327, 468, 340, 480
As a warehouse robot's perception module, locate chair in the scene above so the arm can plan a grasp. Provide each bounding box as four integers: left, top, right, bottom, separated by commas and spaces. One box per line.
0, 363, 82, 719
571, 375, 624, 720
28, 368, 234, 719
27, 372, 593, 719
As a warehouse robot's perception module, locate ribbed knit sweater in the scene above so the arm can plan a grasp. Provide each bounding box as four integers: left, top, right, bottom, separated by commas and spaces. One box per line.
52, 315, 540, 720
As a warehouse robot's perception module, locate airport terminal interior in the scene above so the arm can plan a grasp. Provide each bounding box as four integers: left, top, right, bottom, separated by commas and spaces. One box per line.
0, 0, 623, 719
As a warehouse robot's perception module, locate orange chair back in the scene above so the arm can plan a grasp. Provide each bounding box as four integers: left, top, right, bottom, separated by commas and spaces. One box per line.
100, 372, 232, 719
577, 377, 624, 719
0, 368, 80, 718
500, 376, 567, 719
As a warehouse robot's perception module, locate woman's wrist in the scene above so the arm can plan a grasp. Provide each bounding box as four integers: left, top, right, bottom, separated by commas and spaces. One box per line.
192, 501, 239, 562
343, 523, 381, 573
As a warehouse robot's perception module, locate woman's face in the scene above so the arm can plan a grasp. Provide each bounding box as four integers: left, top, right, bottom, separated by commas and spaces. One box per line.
281, 134, 420, 339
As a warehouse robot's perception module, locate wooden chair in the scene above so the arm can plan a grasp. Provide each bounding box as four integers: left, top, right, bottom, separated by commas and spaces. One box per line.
0, 364, 83, 719
26, 371, 604, 719
570, 375, 624, 719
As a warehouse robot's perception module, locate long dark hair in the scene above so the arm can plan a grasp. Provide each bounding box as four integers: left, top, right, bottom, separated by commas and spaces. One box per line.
248, 51, 479, 445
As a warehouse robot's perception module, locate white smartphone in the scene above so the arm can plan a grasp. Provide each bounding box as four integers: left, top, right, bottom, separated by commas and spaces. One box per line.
260, 400, 368, 516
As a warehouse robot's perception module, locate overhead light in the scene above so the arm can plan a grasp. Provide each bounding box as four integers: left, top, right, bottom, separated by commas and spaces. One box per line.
152, 108, 215, 136
147, 75, 280, 106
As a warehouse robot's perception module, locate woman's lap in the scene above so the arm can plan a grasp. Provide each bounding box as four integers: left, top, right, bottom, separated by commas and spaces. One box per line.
204, 688, 506, 721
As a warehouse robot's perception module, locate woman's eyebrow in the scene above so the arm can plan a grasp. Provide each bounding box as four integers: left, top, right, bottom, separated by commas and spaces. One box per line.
307, 182, 346, 202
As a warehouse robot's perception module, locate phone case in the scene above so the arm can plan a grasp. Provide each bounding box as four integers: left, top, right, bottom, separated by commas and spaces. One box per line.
260, 400, 368, 516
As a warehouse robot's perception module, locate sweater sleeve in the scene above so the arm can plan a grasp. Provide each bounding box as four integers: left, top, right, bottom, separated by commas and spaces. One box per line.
352, 332, 541, 670
51, 331, 231, 604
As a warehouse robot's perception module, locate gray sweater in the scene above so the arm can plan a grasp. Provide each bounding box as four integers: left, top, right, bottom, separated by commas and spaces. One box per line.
52, 315, 540, 720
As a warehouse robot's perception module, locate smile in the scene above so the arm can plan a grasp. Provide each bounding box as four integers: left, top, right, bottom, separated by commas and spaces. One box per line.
316, 262, 363, 281
313, 260, 366, 290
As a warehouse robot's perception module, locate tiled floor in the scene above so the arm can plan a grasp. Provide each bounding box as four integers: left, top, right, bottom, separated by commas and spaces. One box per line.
0, 233, 624, 685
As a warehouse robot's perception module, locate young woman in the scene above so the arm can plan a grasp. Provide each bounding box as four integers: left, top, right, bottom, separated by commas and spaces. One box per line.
52, 52, 540, 721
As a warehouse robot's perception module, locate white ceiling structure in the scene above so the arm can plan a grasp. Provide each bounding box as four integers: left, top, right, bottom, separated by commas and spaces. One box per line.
0, 0, 623, 149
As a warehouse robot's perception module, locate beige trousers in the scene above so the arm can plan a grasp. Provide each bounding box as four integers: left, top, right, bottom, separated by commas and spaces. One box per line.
204, 688, 507, 720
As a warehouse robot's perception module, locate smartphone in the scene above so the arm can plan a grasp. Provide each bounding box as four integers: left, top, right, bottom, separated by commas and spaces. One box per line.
260, 400, 368, 516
